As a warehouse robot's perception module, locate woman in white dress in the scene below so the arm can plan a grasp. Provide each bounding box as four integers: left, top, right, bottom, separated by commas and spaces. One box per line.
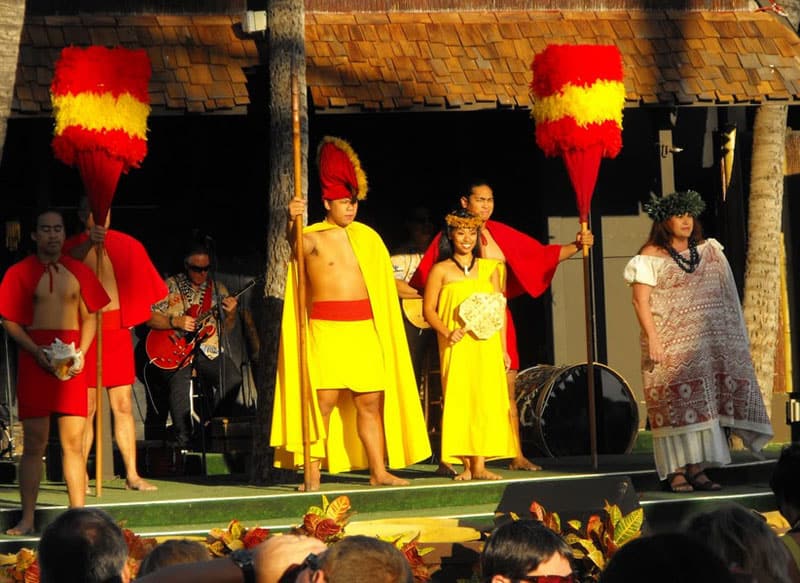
624, 190, 772, 493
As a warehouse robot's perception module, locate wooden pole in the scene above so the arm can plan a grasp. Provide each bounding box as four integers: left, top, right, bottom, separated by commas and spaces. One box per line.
291, 72, 312, 491
581, 219, 599, 470
94, 246, 105, 496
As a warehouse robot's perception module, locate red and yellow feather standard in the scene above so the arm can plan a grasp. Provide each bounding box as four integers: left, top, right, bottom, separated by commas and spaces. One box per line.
51, 46, 151, 223
530, 45, 624, 221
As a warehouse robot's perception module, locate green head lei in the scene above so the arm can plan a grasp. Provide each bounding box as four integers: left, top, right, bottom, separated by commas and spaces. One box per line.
643, 190, 706, 223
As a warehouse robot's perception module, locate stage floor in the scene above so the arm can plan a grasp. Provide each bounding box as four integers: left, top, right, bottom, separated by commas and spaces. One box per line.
0, 448, 782, 554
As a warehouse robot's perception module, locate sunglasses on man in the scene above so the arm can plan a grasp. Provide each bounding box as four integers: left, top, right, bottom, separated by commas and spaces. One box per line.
186, 263, 211, 273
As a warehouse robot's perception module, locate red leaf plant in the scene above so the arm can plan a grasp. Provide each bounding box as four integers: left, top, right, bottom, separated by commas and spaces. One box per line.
521, 500, 642, 582
206, 520, 272, 557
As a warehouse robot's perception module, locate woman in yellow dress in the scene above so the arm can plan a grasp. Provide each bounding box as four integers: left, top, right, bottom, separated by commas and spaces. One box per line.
422, 208, 517, 480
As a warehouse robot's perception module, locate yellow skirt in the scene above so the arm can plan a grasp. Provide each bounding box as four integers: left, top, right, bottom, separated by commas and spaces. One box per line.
308, 318, 387, 391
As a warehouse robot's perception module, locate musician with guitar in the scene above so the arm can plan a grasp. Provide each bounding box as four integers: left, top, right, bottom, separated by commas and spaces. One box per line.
146, 241, 242, 450
390, 206, 437, 405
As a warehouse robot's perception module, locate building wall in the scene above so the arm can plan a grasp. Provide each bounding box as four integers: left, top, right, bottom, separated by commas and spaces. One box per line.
549, 211, 651, 430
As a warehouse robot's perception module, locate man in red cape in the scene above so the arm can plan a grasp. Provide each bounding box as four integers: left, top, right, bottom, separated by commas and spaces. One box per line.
0, 208, 110, 535
410, 181, 592, 471
64, 197, 167, 492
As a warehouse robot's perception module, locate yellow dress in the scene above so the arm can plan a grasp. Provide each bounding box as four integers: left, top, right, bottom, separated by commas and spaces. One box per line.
437, 258, 516, 464
270, 220, 431, 474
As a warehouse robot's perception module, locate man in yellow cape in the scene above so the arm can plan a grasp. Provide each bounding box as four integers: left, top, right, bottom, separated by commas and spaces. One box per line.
270, 136, 431, 489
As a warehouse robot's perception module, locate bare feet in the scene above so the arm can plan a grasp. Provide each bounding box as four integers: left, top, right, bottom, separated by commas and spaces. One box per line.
370, 471, 410, 486
471, 469, 503, 480
125, 477, 158, 491
509, 457, 542, 471
6, 522, 34, 536
297, 463, 321, 492
454, 469, 472, 481
434, 462, 457, 477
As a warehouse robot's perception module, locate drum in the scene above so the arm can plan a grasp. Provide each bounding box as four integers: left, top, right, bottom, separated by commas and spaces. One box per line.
515, 363, 639, 458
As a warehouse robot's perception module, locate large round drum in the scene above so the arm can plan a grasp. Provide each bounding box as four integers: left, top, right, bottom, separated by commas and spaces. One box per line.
515, 363, 639, 458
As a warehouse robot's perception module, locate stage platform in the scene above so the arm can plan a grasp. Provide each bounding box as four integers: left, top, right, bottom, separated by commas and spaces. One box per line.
0, 447, 781, 556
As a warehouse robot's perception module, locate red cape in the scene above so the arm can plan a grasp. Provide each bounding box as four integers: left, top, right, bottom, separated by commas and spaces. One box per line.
409, 219, 562, 298
0, 254, 110, 325
64, 230, 167, 327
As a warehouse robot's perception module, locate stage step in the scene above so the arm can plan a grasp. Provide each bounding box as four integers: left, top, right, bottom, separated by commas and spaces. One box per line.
0, 452, 780, 554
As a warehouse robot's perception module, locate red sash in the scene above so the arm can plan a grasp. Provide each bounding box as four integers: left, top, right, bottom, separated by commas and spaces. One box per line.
310, 299, 373, 321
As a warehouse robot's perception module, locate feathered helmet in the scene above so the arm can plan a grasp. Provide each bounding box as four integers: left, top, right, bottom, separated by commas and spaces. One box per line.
644, 190, 706, 223
316, 136, 368, 201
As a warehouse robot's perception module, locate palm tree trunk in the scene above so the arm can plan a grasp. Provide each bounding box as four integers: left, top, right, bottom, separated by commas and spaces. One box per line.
743, 104, 787, 417
0, 0, 25, 162
250, 0, 306, 484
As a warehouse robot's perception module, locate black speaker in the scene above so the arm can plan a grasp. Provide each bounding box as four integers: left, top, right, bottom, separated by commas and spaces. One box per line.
0, 460, 16, 483
789, 392, 800, 442
495, 475, 642, 527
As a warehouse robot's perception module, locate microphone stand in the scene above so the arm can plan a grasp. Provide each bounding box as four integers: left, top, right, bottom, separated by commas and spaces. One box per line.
186, 336, 207, 475
1, 325, 15, 459
206, 237, 226, 472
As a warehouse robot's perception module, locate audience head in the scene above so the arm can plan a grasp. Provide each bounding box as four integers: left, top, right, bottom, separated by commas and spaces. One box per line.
683, 504, 790, 583
770, 442, 800, 527
599, 532, 736, 583
38, 507, 130, 583
292, 535, 412, 583
137, 539, 212, 577
480, 519, 573, 583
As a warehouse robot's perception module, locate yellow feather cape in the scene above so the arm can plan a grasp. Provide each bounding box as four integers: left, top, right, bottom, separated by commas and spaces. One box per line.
270, 220, 431, 473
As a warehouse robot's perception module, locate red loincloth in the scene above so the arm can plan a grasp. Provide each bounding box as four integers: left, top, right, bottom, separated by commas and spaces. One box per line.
410, 220, 562, 369
84, 309, 134, 388
64, 229, 167, 327
17, 329, 87, 419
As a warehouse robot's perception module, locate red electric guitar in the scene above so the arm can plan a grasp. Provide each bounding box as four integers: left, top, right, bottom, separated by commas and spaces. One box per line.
145, 276, 262, 370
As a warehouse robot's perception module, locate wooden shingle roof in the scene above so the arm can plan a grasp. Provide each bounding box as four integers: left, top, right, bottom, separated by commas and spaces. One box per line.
14, 14, 260, 115
11, 8, 800, 116
306, 9, 800, 112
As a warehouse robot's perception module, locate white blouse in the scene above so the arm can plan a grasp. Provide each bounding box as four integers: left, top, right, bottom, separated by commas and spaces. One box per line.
623, 238, 723, 286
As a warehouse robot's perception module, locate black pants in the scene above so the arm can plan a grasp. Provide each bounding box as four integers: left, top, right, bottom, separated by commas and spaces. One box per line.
145, 351, 242, 447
